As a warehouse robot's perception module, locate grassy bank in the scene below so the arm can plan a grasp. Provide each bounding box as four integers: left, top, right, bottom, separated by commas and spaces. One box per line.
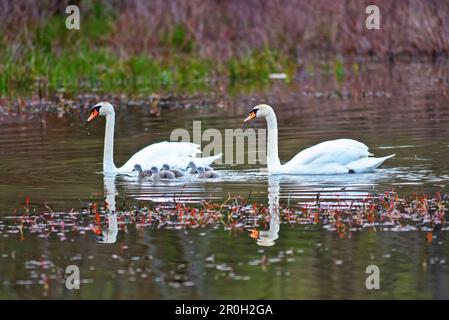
0, 1, 294, 97
0, 46, 295, 97
1, 0, 448, 97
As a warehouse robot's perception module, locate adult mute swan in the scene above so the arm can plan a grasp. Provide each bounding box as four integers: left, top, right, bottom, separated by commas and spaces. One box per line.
244, 104, 395, 175
87, 102, 222, 174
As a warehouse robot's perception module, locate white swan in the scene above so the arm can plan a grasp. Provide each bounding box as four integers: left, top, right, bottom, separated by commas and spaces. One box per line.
87, 102, 222, 174
244, 104, 395, 174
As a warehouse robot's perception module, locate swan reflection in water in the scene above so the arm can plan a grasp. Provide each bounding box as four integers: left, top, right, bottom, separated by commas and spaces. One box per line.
96, 174, 119, 244
99, 169, 383, 245
99, 173, 282, 246
95, 171, 226, 244
250, 172, 383, 247
250, 176, 281, 247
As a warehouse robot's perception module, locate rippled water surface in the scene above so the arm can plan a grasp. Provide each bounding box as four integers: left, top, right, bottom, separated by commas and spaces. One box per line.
1, 62, 449, 299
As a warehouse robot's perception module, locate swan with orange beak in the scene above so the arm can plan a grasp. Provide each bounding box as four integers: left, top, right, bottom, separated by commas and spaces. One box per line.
87, 102, 222, 174
244, 104, 395, 174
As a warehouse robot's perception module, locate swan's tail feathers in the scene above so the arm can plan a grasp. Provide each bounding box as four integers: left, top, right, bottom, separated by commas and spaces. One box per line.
382, 154, 396, 160
180, 142, 203, 156
347, 154, 395, 173
192, 153, 223, 167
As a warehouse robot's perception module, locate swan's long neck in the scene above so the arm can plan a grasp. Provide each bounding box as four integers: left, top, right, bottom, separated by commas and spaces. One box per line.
265, 110, 281, 172
103, 114, 117, 173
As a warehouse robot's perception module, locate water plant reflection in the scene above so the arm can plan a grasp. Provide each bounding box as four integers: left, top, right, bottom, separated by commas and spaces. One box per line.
2, 178, 449, 245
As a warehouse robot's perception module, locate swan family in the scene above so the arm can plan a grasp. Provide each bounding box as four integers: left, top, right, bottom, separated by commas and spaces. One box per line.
87, 102, 394, 177
87, 102, 222, 174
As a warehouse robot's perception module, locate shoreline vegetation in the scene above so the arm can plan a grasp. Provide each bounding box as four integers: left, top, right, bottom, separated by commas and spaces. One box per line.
1, 0, 449, 103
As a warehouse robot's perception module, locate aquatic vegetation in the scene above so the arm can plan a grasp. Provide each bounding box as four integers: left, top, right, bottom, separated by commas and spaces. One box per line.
1, 191, 448, 244
1, 191, 448, 299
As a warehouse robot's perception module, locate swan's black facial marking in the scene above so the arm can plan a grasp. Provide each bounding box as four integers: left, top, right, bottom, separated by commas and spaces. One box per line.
91, 105, 101, 113
244, 108, 258, 122
87, 105, 102, 122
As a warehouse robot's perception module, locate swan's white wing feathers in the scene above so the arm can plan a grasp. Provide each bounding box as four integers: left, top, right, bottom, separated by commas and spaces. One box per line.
191, 153, 223, 167
285, 139, 370, 167
279, 139, 393, 174
118, 141, 217, 172
346, 154, 395, 173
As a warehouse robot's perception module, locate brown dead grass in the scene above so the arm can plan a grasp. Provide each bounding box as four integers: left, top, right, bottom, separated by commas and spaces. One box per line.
1, 0, 449, 60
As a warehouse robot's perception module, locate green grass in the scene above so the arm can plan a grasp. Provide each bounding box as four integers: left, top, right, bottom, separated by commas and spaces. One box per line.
0, 44, 296, 98
0, 7, 296, 98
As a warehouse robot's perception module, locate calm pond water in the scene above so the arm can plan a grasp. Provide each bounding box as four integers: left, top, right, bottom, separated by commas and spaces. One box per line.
1, 61, 449, 299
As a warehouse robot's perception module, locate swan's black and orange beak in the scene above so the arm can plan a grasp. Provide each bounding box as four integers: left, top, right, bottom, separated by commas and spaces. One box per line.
244, 110, 257, 122
87, 109, 99, 122
249, 229, 260, 239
